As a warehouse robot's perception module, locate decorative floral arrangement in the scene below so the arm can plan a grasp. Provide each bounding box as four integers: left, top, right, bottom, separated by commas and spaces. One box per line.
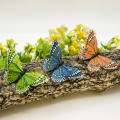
0, 24, 120, 70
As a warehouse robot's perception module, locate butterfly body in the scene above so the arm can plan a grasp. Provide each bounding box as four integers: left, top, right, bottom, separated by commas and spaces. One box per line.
79, 30, 117, 72
4, 50, 48, 94
15, 68, 27, 83
43, 40, 83, 83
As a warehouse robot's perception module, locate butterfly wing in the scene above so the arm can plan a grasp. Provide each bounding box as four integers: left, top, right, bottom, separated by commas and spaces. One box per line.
98, 55, 117, 69
88, 56, 101, 71
51, 65, 66, 83
88, 55, 117, 71
43, 40, 62, 71
4, 69, 21, 84
79, 30, 97, 60
16, 72, 48, 94
4, 51, 23, 83
51, 64, 83, 83
7, 50, 16, 67
43, 57, 59, 71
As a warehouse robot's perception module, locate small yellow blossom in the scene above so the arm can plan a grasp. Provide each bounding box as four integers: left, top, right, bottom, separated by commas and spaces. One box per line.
112, 35, 120, 49
113, 36, 120, 44
51, 34, 57, 40
115, 35, 119, 39
26, 46, 32, 53
4, 45, 8, 48
24, 43, 35, 54
60, 31, 64, 36
77, 30, 84, 39
6, 39, 13, 45
77, 30, 87, 40
24, 43, 30, 49
69, 46, 77, 55
72, 40, 78, 48
56, 27, 62, 32
2, 48, 7, 57
56, 27, 64, 36
13, 43, 18, 46
0, 43, 4, 49
29, 55, 32, 59
74, 24, 83, 32
31, 47, 36, 53
37, 38, 43, 43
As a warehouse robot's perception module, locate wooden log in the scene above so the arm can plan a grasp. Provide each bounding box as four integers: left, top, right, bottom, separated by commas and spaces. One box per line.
0, 49, 120, 111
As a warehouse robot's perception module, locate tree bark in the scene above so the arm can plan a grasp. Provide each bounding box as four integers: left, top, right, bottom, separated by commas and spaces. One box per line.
0, 49, 120, 111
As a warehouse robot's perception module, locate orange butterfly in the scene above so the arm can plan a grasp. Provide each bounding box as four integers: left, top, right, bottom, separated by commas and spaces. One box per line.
79, 30, 117, 72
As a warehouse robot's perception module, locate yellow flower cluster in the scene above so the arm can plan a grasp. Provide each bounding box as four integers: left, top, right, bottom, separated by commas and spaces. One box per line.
77, 30, 87, 40
24, 43, 36, 54
51, 34, 57, 41
74, 24, 87, 43
0, 43, 7, 57
56, 27, 64, 36
6, 39, 18, 49
112, 35, 120, 49
36, 24, 92, 56
0, 39, 18, 57
2, 48, 7, 57
69, 40, 79, 55
37, 38, 44, 43
101, 35, 120, 51
74, 24, 85, 32
0, 43, 4, 49
68, 24, 90, 55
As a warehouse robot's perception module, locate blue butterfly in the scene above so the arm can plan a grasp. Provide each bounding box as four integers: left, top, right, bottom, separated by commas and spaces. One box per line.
43, 40, 83, 83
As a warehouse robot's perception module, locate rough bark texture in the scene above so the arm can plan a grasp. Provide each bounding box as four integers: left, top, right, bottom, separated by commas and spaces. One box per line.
0, 49, 120, 111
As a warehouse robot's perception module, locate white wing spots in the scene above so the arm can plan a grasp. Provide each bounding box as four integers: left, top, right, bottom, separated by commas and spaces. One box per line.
88, 66, 101, 72
16, 75, 48, 94
3, 70, 10, 84
103, 61, 118, 69
51, 44, 59, 55
8, 52, 16, 66
16, 86, 30, 94
51, 76, 65, 83
32, 75, 48, 86
68, 70, 83, 79
50, 40, 56, 54
79, 46, 85, 60
87, 33, 96, 44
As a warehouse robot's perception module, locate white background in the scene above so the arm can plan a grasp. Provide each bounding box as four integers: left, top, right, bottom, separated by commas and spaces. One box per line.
0, 0, 120, 120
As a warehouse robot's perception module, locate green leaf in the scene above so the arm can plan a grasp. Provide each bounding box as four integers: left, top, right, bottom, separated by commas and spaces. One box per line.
0, 57, 7, 70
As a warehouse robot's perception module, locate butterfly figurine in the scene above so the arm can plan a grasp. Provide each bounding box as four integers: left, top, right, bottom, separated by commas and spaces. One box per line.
4, 50, 48, 94
43, 40, 83, 83
79, 30, 118, 72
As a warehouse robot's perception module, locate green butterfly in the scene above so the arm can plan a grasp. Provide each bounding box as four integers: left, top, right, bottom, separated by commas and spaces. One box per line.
4, 50, 48, 94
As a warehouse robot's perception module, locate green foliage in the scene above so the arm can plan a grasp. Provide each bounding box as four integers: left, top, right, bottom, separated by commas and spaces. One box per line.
100, 36, 120, 51
0, 24, 119, 70
18, 43, 35, 63
0, 56, 6, 69
17, 52, 32, 63
34, 38, 51, 61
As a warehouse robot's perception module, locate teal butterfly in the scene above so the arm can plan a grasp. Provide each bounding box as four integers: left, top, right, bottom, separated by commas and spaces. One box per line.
4, 50, 48, 94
